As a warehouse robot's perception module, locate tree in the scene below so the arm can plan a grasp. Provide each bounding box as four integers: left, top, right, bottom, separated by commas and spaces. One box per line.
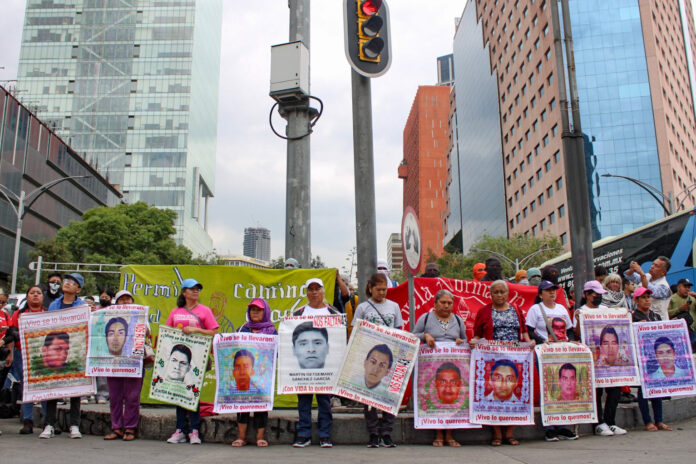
435, 233, 562, 280
310, 255, 326, 269
269, 256, 285, 269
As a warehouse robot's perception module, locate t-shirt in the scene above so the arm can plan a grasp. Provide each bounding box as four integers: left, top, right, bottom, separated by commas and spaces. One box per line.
352, 298, 403, 328
525, 302, 573, 342
296, 305, 333, 316
165, 304, 219, 330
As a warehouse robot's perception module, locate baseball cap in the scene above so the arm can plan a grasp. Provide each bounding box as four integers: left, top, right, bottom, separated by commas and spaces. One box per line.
284, 258, 300, 269
305, 278, 324, 289
527, 267, 541, 278
583, 280, 607, 294
677, 278, 693, 287
65, 272, 84, 288
248, 298, 266, 309
114, 290, 134, 304
538, 280, 559, 291
181, 278, 203, 291
633, 287, 652, 298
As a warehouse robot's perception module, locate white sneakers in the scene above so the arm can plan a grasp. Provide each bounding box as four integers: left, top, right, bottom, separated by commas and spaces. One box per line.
39, 425, 82, 439
596, 423, 628, 436
39, 425, 54, 439
69, 426, 82, 439
167, 429, 188, 444
610, 425, 627, 435
188, 430, 201, 445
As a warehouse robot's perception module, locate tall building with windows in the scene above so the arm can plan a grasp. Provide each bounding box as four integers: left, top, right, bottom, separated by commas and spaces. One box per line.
243, 227, 271, 262
15, 0, 222, 256
386, 233, 403, 274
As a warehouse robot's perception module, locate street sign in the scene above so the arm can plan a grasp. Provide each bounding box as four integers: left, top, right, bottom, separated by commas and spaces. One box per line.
401, 206, 422, 275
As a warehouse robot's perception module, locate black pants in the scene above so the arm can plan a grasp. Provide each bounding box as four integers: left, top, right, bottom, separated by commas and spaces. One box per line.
364, 405, 394, 435
237, 411, 268, 428
596, 387, 621, 426
45, 397, 80, 427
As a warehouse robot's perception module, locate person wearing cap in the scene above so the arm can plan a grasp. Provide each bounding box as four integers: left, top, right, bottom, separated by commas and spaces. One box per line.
526, 268, 542, 286
421, 262, 440, 278
514, 269, 528, 284
624, 257, 672, 321
668, 278, 696, 337
574, 281, 627, 437
377, 259, 399, 288
481, 258, 503, 282
41, 273, 87, 440
232, 298, 277, 447
472, 263, 486, 281
104, 290, 144, 442
165, 278, 219, 445
284, 258, 300, 269
632, 287, 672, 432
291, 278, 341, 448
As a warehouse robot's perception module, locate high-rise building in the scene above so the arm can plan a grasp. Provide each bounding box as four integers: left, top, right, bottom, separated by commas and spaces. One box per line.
386, 233, 403, 274
453, 0, 696, 249
399, 85, 451, 270
15, 0, 222, 256
243, 227, 271, 262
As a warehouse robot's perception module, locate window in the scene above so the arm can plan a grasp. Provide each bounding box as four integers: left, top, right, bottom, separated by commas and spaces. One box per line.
514, 168, 518, 178
533, 15, 538, 26
537, 61, 542, 72
538, 193, 544, 205
524, 107, 529, 117
522, 184, 527, 194
561, 233, 567, 245
549, 211, 556, 224
527, 153, 532, 163
520, 160, 525, 171
543, 24, 549, 35
506, 175, 511, 185
539, 84, 545, 96
547, 186, 553, 198
540, 218, 546, 230
552, 124, 558, 136
530, 74, 535, 84
516, 213, 521, 224
534, 144, 540, 156
533, 120, 539, 131
531, 96, 537, 107
522, 84, 527, 95
506, 155, 510, 164
543, 134, 549, 146
536, 168, 542, 180
556, 177, 563, 189
541, 110, 547, 121
531, 200, 537, 211
508, 197, 513, 207
510, 219, 515, 229
532, 225, 538, 236
515, 191, 520, 201
545, 48, 551, 60
553, 150, 560, 162
545, 160, 551, 171
548, 72, 554, 84
523, 207, 528, 218
535, 38, 540, 49
550, 98, 556, 110
559, 204, 566, 217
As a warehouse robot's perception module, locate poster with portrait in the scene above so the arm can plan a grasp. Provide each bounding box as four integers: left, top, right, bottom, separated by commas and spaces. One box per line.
277, 315, 346, 394
335, 320, 419, 415
535, 342, 597, 425
579, 308, 639, 387
149, 326, 212, 411
19, 305, 96, 402
470, 341, 534, 425
633, 319, 696, 398
213, 332, 278, 413
86, 305, 148, 378
414, 342, 480, 429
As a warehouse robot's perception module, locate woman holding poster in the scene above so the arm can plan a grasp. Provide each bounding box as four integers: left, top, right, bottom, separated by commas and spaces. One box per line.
165, 279, 219, 445
471, 280, 531, 446
414, 289, 467, 447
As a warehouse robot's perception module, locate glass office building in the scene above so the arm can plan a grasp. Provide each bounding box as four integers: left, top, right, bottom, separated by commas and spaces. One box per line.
16, 0, 222, 256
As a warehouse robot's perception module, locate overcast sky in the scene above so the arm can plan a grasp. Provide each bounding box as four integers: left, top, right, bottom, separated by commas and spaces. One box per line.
0, 0, 465, 273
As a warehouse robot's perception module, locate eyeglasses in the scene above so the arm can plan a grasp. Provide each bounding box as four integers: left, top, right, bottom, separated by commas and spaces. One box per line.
62, 279, 77, 286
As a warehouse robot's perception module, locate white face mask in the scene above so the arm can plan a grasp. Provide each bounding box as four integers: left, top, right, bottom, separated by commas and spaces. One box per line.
49, 282, 61, 293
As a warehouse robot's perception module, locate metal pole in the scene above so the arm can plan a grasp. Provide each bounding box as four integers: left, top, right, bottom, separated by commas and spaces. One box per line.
35, 255, 42, 285
10, 191, 25, 294
351, 70, 378, 297
551, 0, 594, 299
285, 0, 312, 268
408, 269, 415, 410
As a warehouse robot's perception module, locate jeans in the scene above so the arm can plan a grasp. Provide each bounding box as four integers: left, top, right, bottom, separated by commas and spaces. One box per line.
297, 394, 332, 439
596, 387, 621, 426
637, 388, 663, 425
4, 349, 45, 421
45, 397, 81, 427
175, 405, 200, 433
364, 405, 394, 435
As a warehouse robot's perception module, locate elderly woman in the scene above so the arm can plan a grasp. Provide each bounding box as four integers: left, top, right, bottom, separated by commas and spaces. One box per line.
413, 289, 467, 447
601, 273, 629, 309
470, 280, 531, 446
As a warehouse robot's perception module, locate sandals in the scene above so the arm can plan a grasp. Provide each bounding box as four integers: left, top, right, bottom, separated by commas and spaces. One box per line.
503, 437, 520, 446
104, 429, 123, 440
445, 439, 461, 447
645, 423, 658, 431
432, 439, 444, 447
490, 438, 502, 446
123, 429, 136, 441
656, 422, 672, 431
256, 439, 268, 447
231, 438, 248, 447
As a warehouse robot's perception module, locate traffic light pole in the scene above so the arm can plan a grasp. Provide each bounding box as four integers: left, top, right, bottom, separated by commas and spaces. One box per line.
351, 70, 378, 296
284, 0, 312, 268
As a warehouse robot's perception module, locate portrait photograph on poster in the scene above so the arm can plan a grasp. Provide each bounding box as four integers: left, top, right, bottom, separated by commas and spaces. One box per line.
87, 305, 148, 377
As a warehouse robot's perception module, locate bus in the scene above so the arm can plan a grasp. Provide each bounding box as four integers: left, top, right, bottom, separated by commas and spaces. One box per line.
541, 208, 696, 290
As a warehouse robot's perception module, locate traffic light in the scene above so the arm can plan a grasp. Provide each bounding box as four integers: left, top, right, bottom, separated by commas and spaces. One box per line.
344, 0, 392, 78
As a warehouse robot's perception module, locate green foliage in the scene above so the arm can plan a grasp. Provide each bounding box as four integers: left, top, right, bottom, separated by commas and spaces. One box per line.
310, 255, 326, 269
435, 233, 562, 280
269, 256, 285, 269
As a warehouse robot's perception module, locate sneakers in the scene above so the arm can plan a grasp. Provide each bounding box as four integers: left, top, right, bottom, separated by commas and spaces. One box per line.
39, 425, 55, 439
188, 430, 201, 445
556, 428, 579, 440
96, 397, 107, 405
367, 434, 380, 448
380, 435, 396, 448
166, 429, 188, 444
293, 437, 311, 448
319, 439, 333, 448
69, 426, 82, 439
80, 397, 89, 404
544, 430, 559, 442
595, 423, 614, 436
609, 425, 627, 435
19, 420, 33, 435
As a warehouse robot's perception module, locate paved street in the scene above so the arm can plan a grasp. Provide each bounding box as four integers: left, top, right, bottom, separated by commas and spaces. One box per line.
2, 416, 695, 464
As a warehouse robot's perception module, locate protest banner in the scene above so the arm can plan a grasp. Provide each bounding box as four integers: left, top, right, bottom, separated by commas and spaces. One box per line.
119, 265, 336, 406
470, 341, 534, 426
633, 319, 696, 398
19, 305, 96, 402
579, 308, 639, 387
335, 320, 419, 415
213, 332, 278, 413
149, 325, 212, 411
277, 314, 346, 395
414, 342, 479, 429
86, 305, 148, 378
535, 342, 597, 425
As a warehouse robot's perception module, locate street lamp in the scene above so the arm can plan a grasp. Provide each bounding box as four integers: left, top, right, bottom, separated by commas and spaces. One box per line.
470, 246, 561, 274
600, 173, 672, 215
0, 175, 89, 294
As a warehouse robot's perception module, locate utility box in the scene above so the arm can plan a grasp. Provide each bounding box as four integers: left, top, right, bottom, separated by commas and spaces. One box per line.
270, 41, 310, 103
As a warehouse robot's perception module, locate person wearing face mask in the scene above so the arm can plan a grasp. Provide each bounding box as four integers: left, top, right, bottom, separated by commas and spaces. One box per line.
526, 268, 542, 286
43, 272, 63, 309
90, 287, 115, 404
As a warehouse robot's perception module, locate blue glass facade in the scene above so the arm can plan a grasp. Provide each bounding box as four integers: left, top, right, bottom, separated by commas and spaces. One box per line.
570, 0, 664, 238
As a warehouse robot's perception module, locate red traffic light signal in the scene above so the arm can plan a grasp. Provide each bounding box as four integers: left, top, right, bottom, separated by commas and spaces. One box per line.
344, 0, 391, 78
360, 0, 382, 16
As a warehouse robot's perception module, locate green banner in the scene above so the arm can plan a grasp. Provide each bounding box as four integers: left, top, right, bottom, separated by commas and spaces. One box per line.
120, 265, 337, 407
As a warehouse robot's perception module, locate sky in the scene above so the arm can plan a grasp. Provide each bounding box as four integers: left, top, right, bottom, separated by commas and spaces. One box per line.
0, 0, 466, 274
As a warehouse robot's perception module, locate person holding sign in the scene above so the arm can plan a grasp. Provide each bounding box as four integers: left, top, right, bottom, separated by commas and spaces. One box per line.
414, 289, 467, 447
165, 279, 219, 445
352, 273, 403, 448
471, 280, 530, 446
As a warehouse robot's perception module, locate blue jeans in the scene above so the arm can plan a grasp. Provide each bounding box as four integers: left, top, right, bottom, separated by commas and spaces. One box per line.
637, 388, 663, 425
3, 349, 45, 421
297, 394, 332, 439
175, 405, 200, 433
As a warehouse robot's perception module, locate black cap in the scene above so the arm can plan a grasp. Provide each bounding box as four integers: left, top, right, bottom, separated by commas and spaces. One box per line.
677, 278, 693, 287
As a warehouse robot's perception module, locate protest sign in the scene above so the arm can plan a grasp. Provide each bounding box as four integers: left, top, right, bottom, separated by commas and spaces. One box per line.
213, 332, 278, 413
535, 342, 597, 425
335, 320, 419, 415
149, 326, 212, 411
633, 319, 696, 398
579, 308, 639, 387
277, 314, 346, 395
19, 305, 96, 402
86, 305, 148, 378
414, 342, 479, 429
470, 341, 534, 426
